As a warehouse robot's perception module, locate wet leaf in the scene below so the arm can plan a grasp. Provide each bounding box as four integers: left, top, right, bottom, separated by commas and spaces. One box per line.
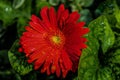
79, 9, 92, 25
95, 0, 119, 16
73, 77, 78, 80
109, 49, 120, 64
78, 34, 114, 80
49, 0, 60, 6
14, 0, 32, 18
114, 9, 120, 24
8, 40, 33, 75
12, 0, 25, 9
89, 15, 115, 53
15, 0, 32, 37
15, 73, 22, 80
78, 15, 115, 80
0, 1, 15, 27
78, 33, 99, 80
17, 18, 28, 37
35, 1, 51, 14
77, 0, 94, 7
107, 49, 120, 80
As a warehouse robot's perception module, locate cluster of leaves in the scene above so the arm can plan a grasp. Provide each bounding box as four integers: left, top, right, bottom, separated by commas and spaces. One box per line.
0, 0, 120, 80
78, 0, 120, 80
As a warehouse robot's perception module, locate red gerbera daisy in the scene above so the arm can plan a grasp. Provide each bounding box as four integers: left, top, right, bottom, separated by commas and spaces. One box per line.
19, 4, 89, 78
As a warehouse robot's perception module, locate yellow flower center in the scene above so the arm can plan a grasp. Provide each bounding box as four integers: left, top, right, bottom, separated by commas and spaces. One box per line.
47, 31, 65, 49
51, 36, 61, 44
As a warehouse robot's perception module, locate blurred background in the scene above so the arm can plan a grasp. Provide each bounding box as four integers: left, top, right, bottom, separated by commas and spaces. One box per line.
0, 0, 120, 80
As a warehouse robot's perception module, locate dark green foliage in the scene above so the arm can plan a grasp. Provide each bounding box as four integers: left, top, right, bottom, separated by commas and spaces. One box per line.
8, 40, 33, 75
0, 0, 120, 80
78, 0, 120, 80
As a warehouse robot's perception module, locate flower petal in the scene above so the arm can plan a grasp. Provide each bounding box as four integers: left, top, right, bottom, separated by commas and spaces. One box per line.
57, 4, 65, 21
61, 50, 72, 70
40, 7, 51, 27
49, 7, 57, 28
66, 11, 80, 23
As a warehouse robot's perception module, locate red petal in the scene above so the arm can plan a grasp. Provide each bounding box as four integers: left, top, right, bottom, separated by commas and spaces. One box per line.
81, 28, 90, 35
66, 12, 80, 23
33, 52, 47, 69
61, 50, 72, 70
44, 56, 52, 75
31, 15, 50, 32
59, 59, 68, 78
59, 10, 69, 29
61, 10, 69, 21
22, 31, 45, 39
57, 4, 65, 21
49, 7, 57, 29
56, 64, 61, 77
29, 21, 45, 33
66, 46, 81, 56
25, 26, 40, 34
63, 70, 68, 78
76, 22, 85, 27
28, 52, 41, 63
51, 65, 56, 73
24, 43, 47, 57
31, 15, 41, 24
40, 7, 51, 27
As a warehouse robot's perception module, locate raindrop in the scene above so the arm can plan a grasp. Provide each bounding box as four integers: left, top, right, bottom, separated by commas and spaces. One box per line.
4, 7, 12, 12
107, 39, 111, 46
100, 22, 104, 25
100, 22, 106, 28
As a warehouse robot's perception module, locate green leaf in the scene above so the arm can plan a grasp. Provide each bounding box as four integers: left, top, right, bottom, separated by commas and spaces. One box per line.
112, 37, 120, 49
112, 65, 120, 79
12, 0, 25, 9
0, 0, 32, 29
107, 49, 120, 80
15, 73, 22, 80
17, 18, 28, 37
78, 34, 114, 80
8, 40, 33, 75
15, 0, 32, 37
109, 49, 120, 64
70, 3, 79, 11
95, 0, 119, 16
96, 67, 114, 80
73, 77, 78, 80
79, 9, 93, 25
89, 15, 115, 53
13, 0, 32, 18
78, 15, 115, 80
114, 9, 120, 24
35, 1, 51, 14
77, 0, 94, 7
49, 0, 60, 6
0, 1, 15, 27
78, 33, 99, 80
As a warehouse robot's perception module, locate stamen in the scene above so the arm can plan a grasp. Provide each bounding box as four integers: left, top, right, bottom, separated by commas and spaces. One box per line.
52, 36, 61, 44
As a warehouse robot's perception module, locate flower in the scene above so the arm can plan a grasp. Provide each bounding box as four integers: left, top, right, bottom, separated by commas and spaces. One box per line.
19, 4, 89, 78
